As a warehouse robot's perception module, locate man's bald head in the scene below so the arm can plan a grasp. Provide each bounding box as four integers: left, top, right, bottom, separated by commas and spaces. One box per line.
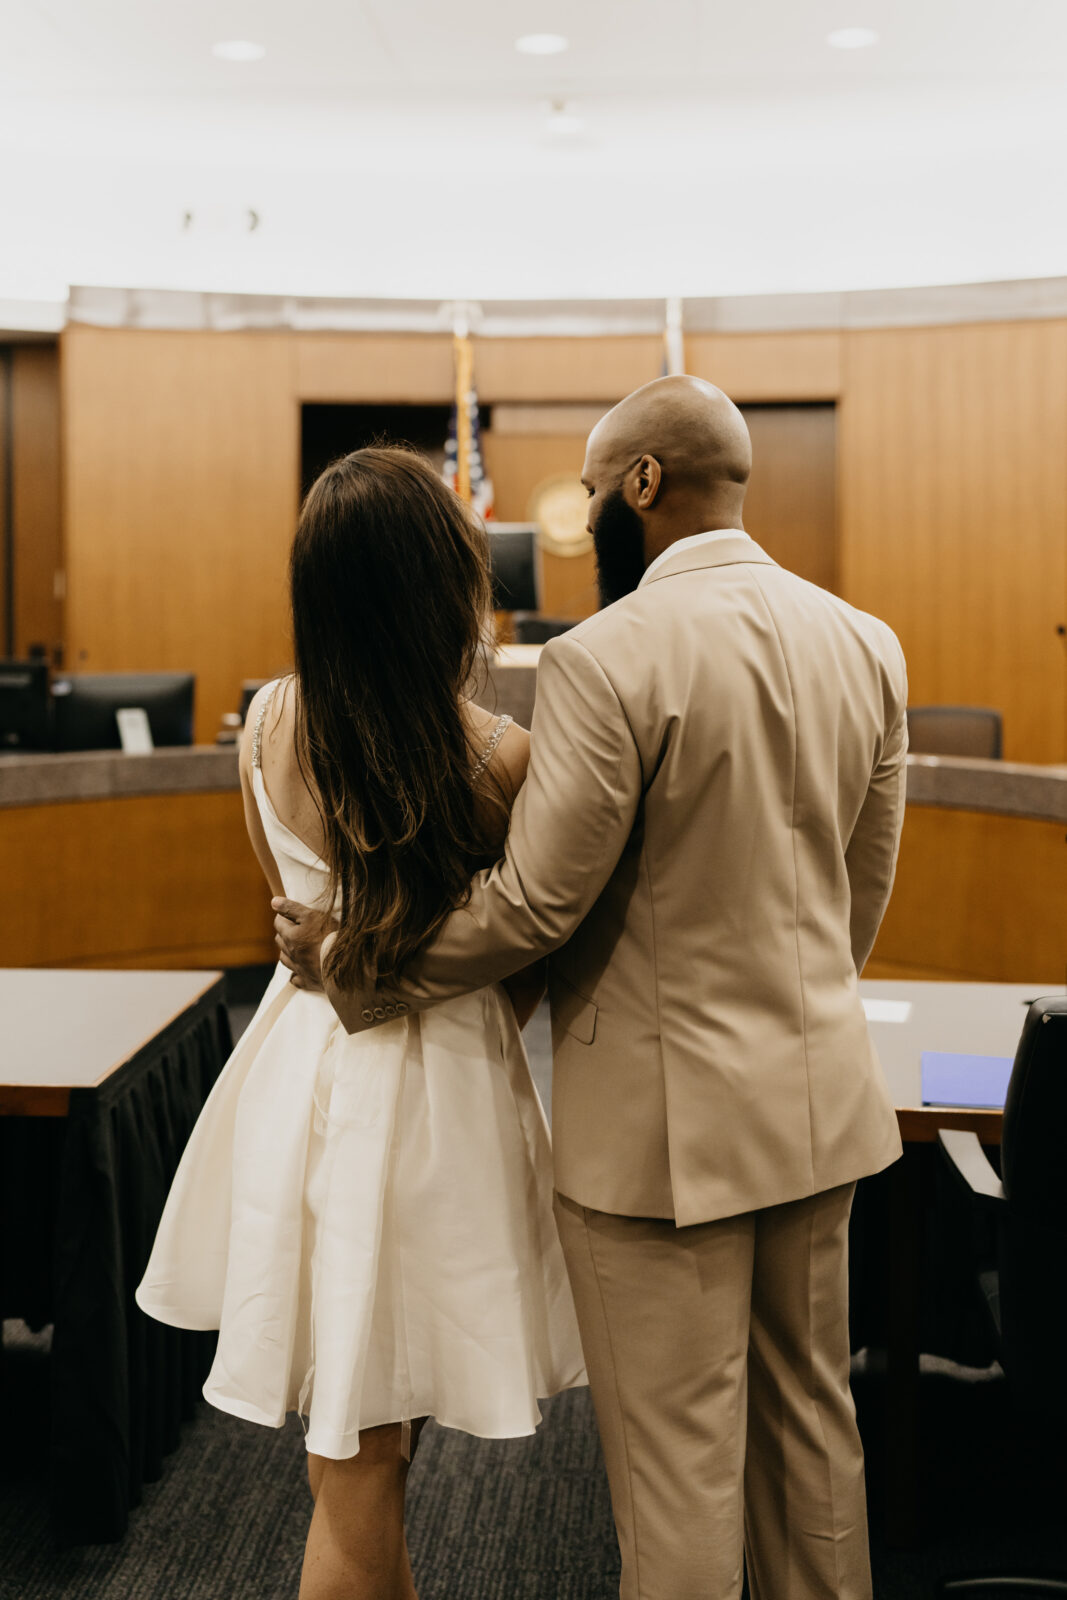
582, 376, 752, 606
586, 376, 752, 496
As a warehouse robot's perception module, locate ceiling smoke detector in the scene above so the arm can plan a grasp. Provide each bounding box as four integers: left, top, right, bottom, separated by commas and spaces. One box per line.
826, 27, 880, 49
546, 99, 584, 137
516, 33, 569, 56
211, 40, 266, 62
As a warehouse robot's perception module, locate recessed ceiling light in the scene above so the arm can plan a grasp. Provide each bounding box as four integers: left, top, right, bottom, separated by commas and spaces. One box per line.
515, 33, 569, 56
826, 27, 880, 49
211, 39, 266, 62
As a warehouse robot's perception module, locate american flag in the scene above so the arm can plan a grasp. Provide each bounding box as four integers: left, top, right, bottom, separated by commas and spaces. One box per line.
443, 333, 494, 519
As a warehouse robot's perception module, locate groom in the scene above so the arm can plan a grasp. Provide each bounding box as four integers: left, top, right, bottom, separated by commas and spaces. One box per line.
275, 376, 908, 1600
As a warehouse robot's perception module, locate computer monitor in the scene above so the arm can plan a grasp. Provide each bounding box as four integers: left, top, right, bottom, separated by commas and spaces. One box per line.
0, 660, 52, 750
52, 672, 196, 751
239, 679, 275, 722
488, 524, 540, 613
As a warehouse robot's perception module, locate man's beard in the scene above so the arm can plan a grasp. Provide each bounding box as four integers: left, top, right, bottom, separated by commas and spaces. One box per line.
591, 490, 647, 607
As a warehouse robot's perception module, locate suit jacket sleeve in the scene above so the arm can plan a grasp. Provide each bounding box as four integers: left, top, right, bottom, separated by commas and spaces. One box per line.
844, 635, 909, 975
325, 631, 643, 1033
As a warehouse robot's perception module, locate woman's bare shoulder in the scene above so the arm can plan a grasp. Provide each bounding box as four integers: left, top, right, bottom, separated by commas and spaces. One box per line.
466, 702, 531, 803
242, 677, 287, 731
239, 676, 294, 770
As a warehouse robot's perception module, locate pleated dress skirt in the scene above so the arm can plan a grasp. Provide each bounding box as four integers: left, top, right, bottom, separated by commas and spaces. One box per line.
135, 964, 586, 1458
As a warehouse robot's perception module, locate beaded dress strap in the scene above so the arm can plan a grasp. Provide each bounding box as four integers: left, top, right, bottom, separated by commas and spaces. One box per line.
470, 713, 512, 782
250, 680, 282, 770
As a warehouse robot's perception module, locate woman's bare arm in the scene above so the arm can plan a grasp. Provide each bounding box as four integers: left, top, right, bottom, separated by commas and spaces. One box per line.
238, 689, 285, 900
480, 717, 548, 1029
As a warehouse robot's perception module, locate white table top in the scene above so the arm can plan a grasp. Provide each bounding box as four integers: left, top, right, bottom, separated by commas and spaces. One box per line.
1, 968, 223, 1107
859, 978, 1059, 1136
2, 969, 1056, 1129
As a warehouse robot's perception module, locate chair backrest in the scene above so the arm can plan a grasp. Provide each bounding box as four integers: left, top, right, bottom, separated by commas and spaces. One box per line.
906, 705, 1003, 759
1001, 996, 1067, 1221
997, 996, 1067, 1414
512, 614, 575, 645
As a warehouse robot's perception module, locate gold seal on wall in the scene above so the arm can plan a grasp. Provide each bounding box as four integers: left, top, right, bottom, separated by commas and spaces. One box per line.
528, 474, 593, 558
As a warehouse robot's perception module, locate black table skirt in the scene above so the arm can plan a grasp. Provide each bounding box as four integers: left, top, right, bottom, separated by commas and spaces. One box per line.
1, 977, 996, 1544
1, 982, 231, 1544
850, 1146, 1000, 1368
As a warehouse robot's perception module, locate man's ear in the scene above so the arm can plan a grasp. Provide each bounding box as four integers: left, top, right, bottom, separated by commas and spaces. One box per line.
635, 454, 662, 509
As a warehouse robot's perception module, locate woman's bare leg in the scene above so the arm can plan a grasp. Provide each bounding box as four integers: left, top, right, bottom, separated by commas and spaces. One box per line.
300, 1421, 424, 1600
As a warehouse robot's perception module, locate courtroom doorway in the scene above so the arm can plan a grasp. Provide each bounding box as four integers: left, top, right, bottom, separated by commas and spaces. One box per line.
741, 403, 838, 594
300, 402, 466, 496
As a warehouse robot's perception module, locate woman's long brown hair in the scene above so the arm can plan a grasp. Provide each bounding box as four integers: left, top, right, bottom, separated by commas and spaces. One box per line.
290, 446, 504, 990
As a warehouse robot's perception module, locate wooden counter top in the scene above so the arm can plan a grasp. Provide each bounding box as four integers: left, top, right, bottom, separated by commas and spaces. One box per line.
2, 684, 1065, 826
903, 753, 1067, 824
0, 745, 240, 807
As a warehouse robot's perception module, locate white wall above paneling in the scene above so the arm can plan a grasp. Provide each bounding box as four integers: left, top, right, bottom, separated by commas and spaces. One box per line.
3, 0, 1067, 309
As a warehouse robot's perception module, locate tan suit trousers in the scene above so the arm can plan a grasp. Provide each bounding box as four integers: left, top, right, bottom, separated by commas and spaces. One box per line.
553, 1183, 871, 1600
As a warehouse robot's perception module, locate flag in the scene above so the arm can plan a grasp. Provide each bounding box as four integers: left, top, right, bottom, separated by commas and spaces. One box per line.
443, 333, 494, 519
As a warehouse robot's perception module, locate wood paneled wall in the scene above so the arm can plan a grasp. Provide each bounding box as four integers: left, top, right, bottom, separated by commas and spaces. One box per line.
11, 344, 62, 659
482, 429, 598, 618
476, 336, 664, 402
687, 330, 841, 401
0, 352, 8, 649
738, 405, 837, 593
484, 402, 840, 614
296, 334, 453, 402
60, 318, 1067, 761
64, 329, 299, 741
2, 791, 274, 969
866, 804, 1066, 984
839, 320, 1067, 764
0, 343, 63, 662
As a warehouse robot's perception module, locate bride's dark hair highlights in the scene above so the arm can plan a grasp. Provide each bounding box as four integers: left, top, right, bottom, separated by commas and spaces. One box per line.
290, 446, 502, 990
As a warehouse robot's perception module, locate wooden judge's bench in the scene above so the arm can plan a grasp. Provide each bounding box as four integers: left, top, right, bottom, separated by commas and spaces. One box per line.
0, 644, 1064, 983
0, 650, 539, 970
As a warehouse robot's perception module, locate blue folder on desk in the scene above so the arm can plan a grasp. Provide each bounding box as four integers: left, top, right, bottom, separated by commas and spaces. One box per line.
921, 1051, 1014, 1109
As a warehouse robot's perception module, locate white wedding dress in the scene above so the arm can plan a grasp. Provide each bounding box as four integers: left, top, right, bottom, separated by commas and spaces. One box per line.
135, 687, 586, 1459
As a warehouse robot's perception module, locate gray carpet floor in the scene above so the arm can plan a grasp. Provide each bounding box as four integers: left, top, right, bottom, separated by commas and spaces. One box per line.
2, 977, 1064, 1598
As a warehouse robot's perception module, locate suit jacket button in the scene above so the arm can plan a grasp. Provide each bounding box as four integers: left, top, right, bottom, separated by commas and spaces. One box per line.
372, 1006, 386, 1020
384, 1003, 397, 1017
396, 1002, 409, 1015
360, 1007, 374, 1022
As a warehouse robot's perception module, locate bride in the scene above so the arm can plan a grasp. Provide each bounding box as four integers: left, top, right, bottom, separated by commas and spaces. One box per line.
136, 446, 586, 1600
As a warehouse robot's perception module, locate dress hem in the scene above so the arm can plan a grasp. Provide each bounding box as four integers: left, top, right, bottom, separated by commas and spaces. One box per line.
202, 1371, 589, 1458
135, 1292, 219, 1332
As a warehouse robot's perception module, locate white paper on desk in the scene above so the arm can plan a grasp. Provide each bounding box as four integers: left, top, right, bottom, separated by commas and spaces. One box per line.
862, 998, 912, 1024
116, 706, 154, 754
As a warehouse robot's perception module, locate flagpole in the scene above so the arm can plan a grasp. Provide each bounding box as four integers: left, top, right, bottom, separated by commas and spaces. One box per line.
454, 334, 473, 504
664, 296, 685, 376
450, 304, 473, 505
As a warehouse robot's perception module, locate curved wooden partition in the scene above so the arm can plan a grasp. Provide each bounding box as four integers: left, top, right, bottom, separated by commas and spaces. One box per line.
0, 748, 272, 970
4, 672, 1061, 979
867, 757, 1067, 984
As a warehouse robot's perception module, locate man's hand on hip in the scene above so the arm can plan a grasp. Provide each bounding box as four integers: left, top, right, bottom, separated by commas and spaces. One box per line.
271, 898, 335, 993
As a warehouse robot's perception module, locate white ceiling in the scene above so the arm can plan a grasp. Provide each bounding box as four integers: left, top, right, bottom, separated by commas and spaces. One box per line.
2, 0, 1067, 310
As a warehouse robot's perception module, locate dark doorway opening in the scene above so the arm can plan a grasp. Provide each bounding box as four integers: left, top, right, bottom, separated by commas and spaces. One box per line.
301, 403, 491, 497
739, 403, 837, 594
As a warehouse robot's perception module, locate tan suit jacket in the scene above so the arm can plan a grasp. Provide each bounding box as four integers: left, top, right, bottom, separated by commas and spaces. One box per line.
332, 535, 907, 1226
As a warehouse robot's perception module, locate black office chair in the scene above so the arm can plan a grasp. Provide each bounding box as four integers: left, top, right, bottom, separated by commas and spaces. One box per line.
937, 996, 1067, 1597
511, 614, 575, 645
907, 705, 1003, 760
